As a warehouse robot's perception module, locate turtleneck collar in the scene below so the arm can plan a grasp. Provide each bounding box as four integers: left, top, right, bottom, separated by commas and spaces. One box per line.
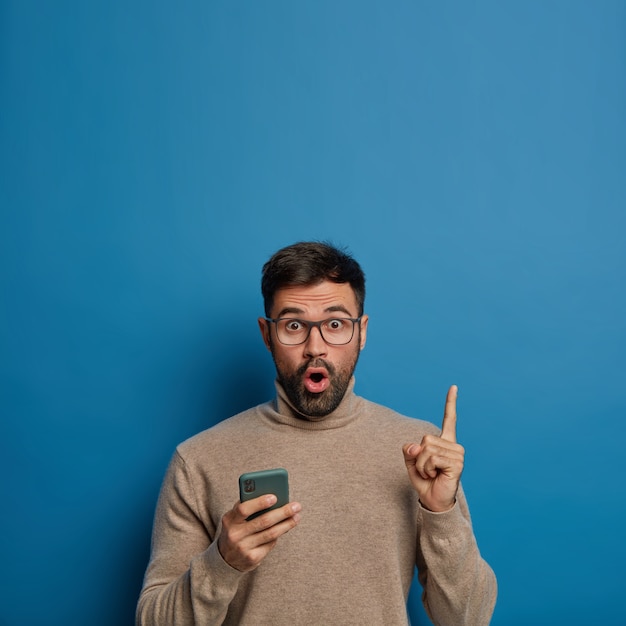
268, 376, 363, 431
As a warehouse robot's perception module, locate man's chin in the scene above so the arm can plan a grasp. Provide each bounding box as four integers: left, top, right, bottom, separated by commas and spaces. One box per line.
285, 384, 344, 418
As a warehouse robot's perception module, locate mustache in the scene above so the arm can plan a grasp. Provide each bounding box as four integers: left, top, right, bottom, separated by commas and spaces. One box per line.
296, 358, 336, 377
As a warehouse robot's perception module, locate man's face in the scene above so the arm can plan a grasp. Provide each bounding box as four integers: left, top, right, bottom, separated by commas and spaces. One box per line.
258, 281, 368, 418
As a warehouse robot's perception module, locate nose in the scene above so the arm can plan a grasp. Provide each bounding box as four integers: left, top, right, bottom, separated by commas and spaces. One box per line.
303, 325, 328, 358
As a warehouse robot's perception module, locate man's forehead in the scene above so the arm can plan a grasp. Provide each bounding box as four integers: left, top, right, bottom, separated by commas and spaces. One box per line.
272, 281, 358, 314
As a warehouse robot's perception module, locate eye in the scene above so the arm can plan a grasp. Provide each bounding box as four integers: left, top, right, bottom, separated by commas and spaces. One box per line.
325, 319, 346, 332
284, 319, 305, 332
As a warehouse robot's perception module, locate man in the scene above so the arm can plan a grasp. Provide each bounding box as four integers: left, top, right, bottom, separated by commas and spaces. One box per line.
136, 241, 497, 625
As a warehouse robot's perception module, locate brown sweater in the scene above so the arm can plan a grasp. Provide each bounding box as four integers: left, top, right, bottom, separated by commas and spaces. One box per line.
137, 379, 497, 625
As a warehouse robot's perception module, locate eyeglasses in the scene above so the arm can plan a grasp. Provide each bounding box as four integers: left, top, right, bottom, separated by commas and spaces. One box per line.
265, 317, 363, 346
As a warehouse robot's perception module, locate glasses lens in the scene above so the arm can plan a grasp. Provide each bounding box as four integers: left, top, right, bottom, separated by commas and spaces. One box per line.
320, 318, 354, 344
277, 319, 309, 345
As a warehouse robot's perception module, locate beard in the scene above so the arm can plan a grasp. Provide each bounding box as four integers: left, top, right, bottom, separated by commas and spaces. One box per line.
270, 341, 361, 418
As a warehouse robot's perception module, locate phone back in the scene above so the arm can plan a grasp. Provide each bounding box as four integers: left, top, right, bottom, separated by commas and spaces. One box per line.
239, 468, 289, 520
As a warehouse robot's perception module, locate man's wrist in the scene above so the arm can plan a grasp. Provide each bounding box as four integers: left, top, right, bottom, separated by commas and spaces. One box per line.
419, 498, 457, 513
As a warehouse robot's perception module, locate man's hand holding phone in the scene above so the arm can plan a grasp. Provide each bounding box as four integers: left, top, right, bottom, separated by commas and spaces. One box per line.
218, 470, 301, 573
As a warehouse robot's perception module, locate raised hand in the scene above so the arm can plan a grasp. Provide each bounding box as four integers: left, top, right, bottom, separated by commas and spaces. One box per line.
402, 385, 465, 512
217, 495, 302, 572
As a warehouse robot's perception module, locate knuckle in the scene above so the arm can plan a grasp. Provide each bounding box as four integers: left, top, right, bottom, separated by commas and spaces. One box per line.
223, 527, 239, 545
229, 503, 245, 521
245, 552, 261, 568
251, 515, 270, 532
264, 524, 281, 541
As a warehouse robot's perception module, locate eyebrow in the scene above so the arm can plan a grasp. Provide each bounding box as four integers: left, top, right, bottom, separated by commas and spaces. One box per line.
275, 305, 354, 318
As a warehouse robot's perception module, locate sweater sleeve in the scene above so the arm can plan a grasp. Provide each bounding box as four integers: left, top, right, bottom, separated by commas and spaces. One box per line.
136, 451, 245, 626
416, 487, 497, 626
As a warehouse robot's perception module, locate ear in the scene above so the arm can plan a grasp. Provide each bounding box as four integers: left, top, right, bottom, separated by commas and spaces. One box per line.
358, 314, 369, 350
258, 317, 272, 351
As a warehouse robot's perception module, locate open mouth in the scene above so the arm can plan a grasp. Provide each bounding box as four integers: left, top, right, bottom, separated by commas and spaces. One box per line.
304, 368, 330, 393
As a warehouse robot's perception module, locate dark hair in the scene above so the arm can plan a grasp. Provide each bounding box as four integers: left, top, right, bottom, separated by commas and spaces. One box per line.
261, 241, 366, 316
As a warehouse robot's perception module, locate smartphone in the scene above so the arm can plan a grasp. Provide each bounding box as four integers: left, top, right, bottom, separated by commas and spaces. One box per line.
239, 468, 289, 521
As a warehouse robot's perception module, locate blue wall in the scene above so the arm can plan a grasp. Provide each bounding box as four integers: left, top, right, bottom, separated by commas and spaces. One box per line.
1, 2, 625, 624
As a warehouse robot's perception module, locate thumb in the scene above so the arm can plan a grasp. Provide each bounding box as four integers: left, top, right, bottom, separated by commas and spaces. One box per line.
402, 443, 421, 465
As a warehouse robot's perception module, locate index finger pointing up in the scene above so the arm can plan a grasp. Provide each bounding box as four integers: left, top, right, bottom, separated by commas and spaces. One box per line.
441, 385, 458, 442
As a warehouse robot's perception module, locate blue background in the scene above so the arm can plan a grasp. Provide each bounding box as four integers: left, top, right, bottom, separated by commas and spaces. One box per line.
1, 2, 625, 624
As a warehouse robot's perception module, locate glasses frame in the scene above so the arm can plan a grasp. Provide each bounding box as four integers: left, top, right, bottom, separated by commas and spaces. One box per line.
265, 316, 363, 346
